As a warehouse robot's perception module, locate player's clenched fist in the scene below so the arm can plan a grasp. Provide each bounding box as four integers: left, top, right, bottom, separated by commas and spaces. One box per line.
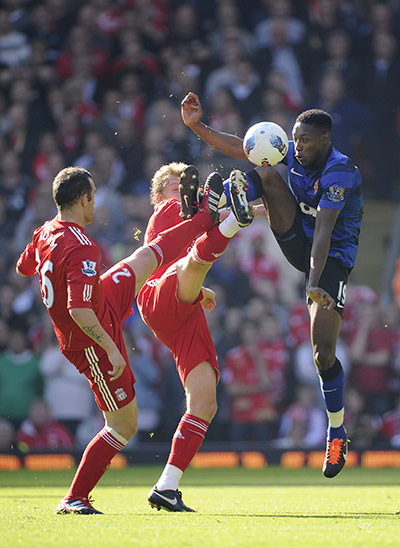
181, 92, 203, 127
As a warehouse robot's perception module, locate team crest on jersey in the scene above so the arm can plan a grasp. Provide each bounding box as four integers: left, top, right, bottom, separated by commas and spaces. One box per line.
81, 260, 97, 277
313, 179, 319, 194
115, 388, 127, 401
326, 184, 345, 202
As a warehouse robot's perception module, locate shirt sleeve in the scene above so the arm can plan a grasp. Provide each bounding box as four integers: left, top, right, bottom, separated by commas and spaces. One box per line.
318, 170, 355, 211
16, 242, 37, 276
65, 245, 100, 309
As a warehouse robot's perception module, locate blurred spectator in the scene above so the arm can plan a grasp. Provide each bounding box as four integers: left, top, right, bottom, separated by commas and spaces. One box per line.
0, 328, 43, 428
32, 131, 64, 185
56, 24, 108, 82
256, 17, 306, 109
15, 399, 75, 450
0, 8, 31, 68
253, 0, 306, 50
112, 30, 160, 96
2, 103, 39, 174
222, 321, 285, 441
345, 387, 381, 450
237, 231, 280, 295
309, 29, 361, 97
207, 88, 239, 133
381, 395, 400, 449
349, 302, 394, 416
0, 417, 15, 451
0, 149, 35, 226
273, 384, 327, 448
207, 243, 253, 308
204, 35, 249, 101
392, 259, 400, 311
359, 30, 400, 198
125, 335, 162, 442
224, 57, 263, 123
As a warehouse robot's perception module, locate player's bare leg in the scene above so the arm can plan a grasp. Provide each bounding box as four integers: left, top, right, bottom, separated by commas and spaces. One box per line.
256, 166, 298, 234
103, 398, 138, 441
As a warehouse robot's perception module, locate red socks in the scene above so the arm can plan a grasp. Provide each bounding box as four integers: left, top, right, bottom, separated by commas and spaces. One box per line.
191, 225, 230, 264
66, 427, 127, 500
167, 413, 210, 472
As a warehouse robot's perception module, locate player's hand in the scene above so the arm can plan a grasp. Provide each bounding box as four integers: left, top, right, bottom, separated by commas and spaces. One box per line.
107, 348, 127, 381
201, 287, 216, 311
308, 286, 336, 310
181, 92, 203, 127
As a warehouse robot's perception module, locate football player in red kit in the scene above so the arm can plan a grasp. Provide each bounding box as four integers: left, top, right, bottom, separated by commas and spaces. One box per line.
137, 162, 255, 512
16, 166, 224, 515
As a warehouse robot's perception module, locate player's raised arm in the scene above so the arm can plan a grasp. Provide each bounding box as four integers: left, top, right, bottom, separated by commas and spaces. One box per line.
181, 91, 247, 161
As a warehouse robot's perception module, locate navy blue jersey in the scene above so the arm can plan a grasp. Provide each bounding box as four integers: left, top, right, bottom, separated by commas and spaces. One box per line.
282, 141, 363, 268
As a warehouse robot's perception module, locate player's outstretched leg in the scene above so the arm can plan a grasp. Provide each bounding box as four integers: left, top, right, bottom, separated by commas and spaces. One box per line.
56, 497, 103, 515
229, 169, 255, 227
148, 487, 195, 512
322, 428, 349, 478
198, 172, 224, 225
179, 165, 201, 220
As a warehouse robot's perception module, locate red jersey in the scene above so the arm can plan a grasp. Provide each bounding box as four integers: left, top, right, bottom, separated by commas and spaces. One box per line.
16, 420, 75, 450
144, 199, 195, 281
17, 216, 112, 352
223, 342, 288, 423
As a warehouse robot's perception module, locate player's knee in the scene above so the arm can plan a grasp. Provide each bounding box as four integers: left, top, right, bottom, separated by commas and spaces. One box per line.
113, 418, 138, 441
314, 347, 336, 372
189, 398, 217, 422
207, 400, 218, 421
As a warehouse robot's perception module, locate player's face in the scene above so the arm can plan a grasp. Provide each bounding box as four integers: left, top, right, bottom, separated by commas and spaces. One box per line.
161, 174, 180, 201
292, 122, 330, 168
84, 179, 96, 224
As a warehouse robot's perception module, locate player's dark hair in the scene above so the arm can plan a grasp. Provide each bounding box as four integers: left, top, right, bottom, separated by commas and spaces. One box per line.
52, 167, 93, 210
296, 109, 332, 133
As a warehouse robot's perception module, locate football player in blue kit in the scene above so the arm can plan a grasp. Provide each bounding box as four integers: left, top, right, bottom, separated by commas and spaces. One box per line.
181, 91, 363, 478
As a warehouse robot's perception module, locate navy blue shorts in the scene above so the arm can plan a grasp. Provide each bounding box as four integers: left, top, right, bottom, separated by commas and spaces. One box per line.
273, 207, 350, 317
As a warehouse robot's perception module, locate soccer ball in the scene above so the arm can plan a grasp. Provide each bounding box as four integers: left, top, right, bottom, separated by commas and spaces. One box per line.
243, 121, 288, 167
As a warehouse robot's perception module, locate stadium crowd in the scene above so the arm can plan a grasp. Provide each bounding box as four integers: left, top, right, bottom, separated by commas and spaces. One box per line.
1, 0, 400, 453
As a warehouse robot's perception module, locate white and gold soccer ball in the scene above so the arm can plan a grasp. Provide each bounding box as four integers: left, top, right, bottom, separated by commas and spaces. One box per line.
243, 121, 288, 167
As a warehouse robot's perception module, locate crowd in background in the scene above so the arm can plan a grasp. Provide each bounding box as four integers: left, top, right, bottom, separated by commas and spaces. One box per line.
1, 0, 400, 454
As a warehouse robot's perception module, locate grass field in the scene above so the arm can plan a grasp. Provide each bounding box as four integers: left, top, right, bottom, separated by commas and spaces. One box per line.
1, 466, 400, 548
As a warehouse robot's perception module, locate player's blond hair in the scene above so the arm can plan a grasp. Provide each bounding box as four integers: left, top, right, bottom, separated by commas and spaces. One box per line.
150, 162, 187, 206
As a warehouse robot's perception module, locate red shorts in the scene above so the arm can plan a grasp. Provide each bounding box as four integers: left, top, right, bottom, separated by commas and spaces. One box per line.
63, 262, 137, 411
137, 266, 219, 385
